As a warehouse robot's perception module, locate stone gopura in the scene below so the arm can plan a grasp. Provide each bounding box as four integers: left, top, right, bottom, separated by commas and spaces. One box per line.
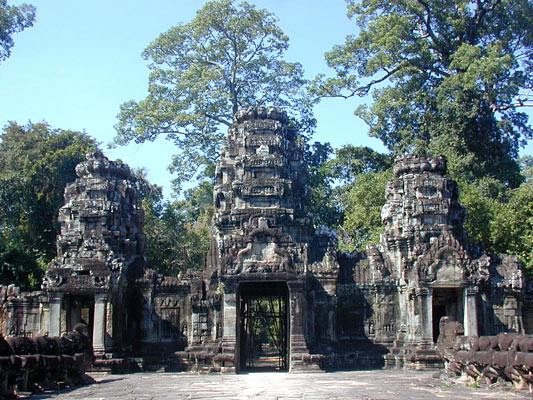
0, 107, 530, 377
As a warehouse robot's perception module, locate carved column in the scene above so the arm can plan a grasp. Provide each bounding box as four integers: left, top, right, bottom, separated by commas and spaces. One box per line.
221, 289, 237, 372
48, 292, 63, 337
93, 293, 108, 356
463, 287, 478, 337
417, 287, 433, 346
287, 280, 311, 371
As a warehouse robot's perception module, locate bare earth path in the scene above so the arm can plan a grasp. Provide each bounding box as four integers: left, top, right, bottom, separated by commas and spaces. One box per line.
30, 370, 530, 400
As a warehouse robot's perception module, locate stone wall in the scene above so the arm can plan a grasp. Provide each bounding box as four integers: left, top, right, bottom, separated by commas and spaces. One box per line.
0, 107, 529, 374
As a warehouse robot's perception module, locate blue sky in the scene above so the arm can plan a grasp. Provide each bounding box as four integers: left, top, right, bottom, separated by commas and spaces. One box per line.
1, 0, 531, 198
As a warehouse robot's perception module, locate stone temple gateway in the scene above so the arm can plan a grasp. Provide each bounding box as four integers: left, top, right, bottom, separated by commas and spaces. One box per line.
0, 107, 530, 372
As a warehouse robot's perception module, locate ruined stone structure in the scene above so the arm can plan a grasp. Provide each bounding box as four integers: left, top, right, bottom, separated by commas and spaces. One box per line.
0, 323, 93, 396
338, 155, 525, 368
3, 150, 147, 359
0, 107, 530, 373
204, 107, 334, 371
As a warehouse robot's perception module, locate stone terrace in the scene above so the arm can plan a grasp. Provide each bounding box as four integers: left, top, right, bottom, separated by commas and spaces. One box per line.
31, 370, 529, 399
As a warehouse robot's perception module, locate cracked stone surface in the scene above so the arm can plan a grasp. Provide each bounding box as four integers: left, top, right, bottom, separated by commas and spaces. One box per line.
30, 370, 530, 399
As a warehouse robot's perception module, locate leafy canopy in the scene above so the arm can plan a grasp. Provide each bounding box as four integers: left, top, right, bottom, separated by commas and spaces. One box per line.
304, 141, 393, 250
114, 0, 313, 193
315, 0, 532, 188
0, 121, 97, 289
134, 173, 213, 275
0, 0, 35, 64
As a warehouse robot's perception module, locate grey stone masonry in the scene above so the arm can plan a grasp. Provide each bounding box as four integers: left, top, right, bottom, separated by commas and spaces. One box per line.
44, 150, 146, 292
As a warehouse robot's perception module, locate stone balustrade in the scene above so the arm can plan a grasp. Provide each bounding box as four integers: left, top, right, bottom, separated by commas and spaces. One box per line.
0, 323, 94, 397
437, 320, 533, 391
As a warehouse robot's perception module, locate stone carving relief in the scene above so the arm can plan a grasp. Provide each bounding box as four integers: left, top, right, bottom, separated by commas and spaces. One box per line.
417, 231, 469, 284
209, 107, 320, 279
44, 150, 146, 291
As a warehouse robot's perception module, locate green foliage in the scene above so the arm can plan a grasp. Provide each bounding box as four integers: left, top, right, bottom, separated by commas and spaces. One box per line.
490, 182, 533, 273
305, 143, 393, 229
520, 156, 533, 182
339, 168, 393, 251
458, 181, 500, 247
304, 142, 394, 249
459, 174, 533, 274
0, 121, 97, 289
0, 237, 42, 291
316, 0, 532, 188
328, 145, 393, 184
139, 179, 214, 276
0, 0, 35, 64
305, 141, 342, 227
115, 0, 314, 193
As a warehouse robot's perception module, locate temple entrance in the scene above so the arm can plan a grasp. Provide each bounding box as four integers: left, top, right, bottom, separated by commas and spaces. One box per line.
238, 281, 289, 371
65, 295, 94, 340
432, 288, 461, 342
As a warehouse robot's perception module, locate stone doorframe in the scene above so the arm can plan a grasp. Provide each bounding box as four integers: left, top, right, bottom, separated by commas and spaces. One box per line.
220, 277, 310, 373
236, 281, 289, 371
47, 290, 112, 356
417, 285, 479, 345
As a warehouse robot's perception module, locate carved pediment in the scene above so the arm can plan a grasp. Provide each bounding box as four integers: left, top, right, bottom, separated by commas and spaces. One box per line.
417, 231, 470, 284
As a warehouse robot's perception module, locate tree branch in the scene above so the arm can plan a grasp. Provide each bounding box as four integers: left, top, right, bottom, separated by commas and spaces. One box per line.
468, 0, 502, 44
205, 113, 232, 126
491, 90, 533, 111
321, 65, 404, 99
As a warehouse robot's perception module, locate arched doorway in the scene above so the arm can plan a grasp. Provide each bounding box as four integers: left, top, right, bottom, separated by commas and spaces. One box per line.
237, 281, 289, 371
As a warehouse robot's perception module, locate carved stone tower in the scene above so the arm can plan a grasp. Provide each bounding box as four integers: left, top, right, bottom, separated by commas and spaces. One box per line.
208, 107, 318, 371
380, 154, 466, 272
44, 150, 146, 356
211, 107, 314, 274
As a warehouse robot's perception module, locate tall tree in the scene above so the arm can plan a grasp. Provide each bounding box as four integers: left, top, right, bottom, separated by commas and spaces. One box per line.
339, 168, 393, 251
305, 141, 342, 228
0, 121, 97, 288
315, 0, 532, 189
135, 176, 214, 276
0, 0, 35, 64
114, 0, 313, 192
305, 142, 393, 249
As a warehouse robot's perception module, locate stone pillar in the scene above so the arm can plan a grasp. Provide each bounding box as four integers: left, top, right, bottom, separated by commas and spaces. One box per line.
221, 290, 237, 372
417, 288, 433, 346
288, 280, 313, 371
93, 293, 108, 357
49, 292, 63, 337
463, 287, 478, 337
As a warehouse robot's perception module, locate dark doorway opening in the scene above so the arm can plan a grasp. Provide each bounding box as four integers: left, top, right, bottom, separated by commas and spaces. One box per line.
66, 295, 94, 341
432, 288, 461, 343
238, 281, 288, 372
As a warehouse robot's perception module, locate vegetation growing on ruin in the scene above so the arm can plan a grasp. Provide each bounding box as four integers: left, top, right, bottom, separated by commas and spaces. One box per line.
311, 0, 532, 268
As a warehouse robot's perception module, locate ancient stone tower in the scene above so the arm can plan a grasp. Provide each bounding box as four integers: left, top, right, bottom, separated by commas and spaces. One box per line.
210, 107, 314, 276
205, 107, 333, 371
44, 150, 146, 356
